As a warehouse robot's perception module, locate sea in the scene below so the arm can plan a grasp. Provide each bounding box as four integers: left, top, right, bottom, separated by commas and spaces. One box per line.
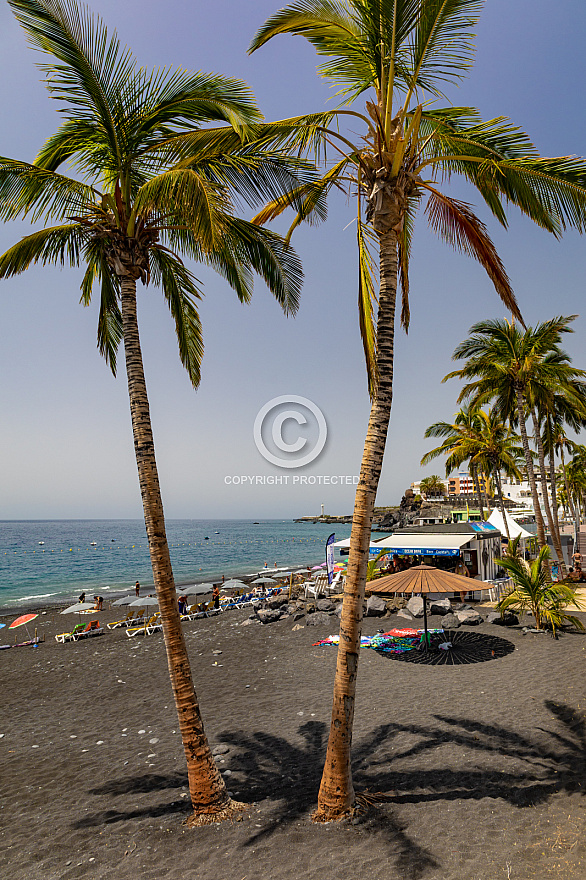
0, 519, 353, 611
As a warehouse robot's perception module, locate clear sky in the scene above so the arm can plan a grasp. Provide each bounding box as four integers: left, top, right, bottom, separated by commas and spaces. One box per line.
0, 0, 585, 520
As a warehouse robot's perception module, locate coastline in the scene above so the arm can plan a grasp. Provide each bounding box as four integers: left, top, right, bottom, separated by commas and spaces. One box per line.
0, 518, 352, 614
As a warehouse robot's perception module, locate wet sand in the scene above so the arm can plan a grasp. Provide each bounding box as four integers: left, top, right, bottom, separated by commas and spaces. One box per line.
0, 602, 585, 880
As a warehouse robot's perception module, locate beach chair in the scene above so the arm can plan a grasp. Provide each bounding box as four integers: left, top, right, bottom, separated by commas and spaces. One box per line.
55, 622, 86, 643
126, 613, 158, 637
77, 620, 103, 639
108, 608, 144, 629
304, 573, 331, 600
180, 604, 199, 622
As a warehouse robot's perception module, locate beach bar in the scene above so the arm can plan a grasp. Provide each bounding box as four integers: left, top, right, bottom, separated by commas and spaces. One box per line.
374, 523, 503, 582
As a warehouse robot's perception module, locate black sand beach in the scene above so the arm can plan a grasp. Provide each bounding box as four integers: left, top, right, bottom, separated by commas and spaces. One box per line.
1, 602, 585, 880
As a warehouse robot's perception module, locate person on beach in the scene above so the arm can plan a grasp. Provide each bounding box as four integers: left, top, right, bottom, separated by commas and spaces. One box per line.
455, 559, 471, 602
177, 595, 187, 615
93, 596, 103, 610
212, 584, 220, 609
135, 581, 140, 597
78, 592, 86, 603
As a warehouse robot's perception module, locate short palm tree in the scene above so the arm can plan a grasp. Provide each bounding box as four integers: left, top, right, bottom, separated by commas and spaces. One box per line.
0, 0, 314, 823
419, 475, 445, 498
251, 0, 586, 820
496, 546, 584, 637
468, 408, 523, 542
421, 404, 489, 521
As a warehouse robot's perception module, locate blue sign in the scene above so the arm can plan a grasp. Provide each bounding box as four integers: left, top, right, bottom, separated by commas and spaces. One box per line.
470, 522, 498, 533
391, 548, 461, 557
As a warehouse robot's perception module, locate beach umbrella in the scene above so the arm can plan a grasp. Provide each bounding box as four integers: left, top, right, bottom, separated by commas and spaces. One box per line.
9, 613, 38, 628
294, 569, 310, 575
366, 565, 479, 651
112, 595, 134, 606
252, 577, 276, 585
61, 602, 97, 614
9, 613, 39, 643
311, 565, 322, 570
222, 579, 246, 589
130, 596, 159, 607
183, 584, 213, 596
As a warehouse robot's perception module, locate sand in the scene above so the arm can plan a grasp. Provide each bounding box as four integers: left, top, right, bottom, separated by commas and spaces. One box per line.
0, 601, 585, 880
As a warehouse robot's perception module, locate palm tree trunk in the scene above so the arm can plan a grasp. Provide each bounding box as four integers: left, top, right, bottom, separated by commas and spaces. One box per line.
515, 388, 546, 548
315, 229, 398, 821
494, 467, 510, 540
560, 446, 576, 519
119, 277, 233, 822
471, 463, 485, 522
531, 409, 564, 572
547, 445, 564, 575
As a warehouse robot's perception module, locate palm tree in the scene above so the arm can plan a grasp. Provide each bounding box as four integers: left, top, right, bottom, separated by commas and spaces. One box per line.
422, 404, 488, 521
467, 408, 523, 541
496, 546, 584, 637
566, 444, 586, 555
541, 389, 586, 543
250, 0, 586, 820
447, 317, 585, 574
419, 475, 445, 498
0, 0, 314, 823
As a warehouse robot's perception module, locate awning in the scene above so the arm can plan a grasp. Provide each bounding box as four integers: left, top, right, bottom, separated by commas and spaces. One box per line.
333, 537, 387, 555
373, 533, 473, 557
487, 508, 532, 539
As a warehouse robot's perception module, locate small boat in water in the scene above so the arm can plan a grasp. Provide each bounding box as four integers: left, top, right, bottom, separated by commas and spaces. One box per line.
90, 542, 97, 546
38, 541, 44, 545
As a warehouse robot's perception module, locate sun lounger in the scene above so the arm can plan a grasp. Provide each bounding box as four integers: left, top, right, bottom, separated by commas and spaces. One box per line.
126, 613, 158, 637
108, 608, 145, 629
76, 620, 103, 639
55, 622, 87, 643
55, 620, 102, 642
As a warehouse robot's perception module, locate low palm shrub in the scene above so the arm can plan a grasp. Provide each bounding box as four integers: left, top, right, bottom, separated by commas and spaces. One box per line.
496, 546, 585, 637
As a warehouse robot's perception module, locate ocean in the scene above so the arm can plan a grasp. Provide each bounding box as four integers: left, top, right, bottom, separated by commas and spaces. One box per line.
0, 519, 353, 610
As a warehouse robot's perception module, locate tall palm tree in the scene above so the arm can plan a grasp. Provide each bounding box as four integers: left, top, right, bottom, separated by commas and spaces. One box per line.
0, 0, 314, 823
250, 0, 586, 820
422, 404, 490, 521
447, 317, 585, 573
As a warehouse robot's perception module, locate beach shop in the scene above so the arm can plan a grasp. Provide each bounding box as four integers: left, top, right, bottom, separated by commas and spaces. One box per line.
372, 523, 503, 581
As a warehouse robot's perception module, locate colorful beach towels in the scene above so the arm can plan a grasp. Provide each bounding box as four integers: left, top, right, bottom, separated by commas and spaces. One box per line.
313, 629, 445, 654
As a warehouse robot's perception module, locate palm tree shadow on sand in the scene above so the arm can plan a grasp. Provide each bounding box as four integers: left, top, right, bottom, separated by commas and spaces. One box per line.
78, 701, 584, 880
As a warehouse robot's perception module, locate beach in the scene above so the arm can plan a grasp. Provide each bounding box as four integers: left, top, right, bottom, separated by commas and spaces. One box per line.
1, 600, 585, 880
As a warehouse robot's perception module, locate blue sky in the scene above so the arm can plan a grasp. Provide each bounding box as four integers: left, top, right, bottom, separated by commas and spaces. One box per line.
0, 0, 585, 520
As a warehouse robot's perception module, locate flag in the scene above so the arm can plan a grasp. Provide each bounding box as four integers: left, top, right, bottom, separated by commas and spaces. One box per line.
326, 533, 336, 584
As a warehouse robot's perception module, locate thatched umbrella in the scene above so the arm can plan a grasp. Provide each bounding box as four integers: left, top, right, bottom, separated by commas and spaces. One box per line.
367, 565, 478, 649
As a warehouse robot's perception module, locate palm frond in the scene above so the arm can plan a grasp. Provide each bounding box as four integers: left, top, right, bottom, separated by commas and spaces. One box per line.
224, 218, 304, 316
357, 214, 378, 397
406, 0, 481, 98
249, 0, 376, 101
0, 223, 85, 275
423, 186, 523, 323
0, 157, 98, 222
149, 247, 204, 388
133, 168, 230, 247
9, 0, 132, 162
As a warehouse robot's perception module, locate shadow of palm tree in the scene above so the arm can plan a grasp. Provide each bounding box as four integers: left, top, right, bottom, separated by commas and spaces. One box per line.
75, 701, 585, 879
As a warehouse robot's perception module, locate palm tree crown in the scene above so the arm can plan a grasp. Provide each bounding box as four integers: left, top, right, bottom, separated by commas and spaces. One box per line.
0, 0, 314, 377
